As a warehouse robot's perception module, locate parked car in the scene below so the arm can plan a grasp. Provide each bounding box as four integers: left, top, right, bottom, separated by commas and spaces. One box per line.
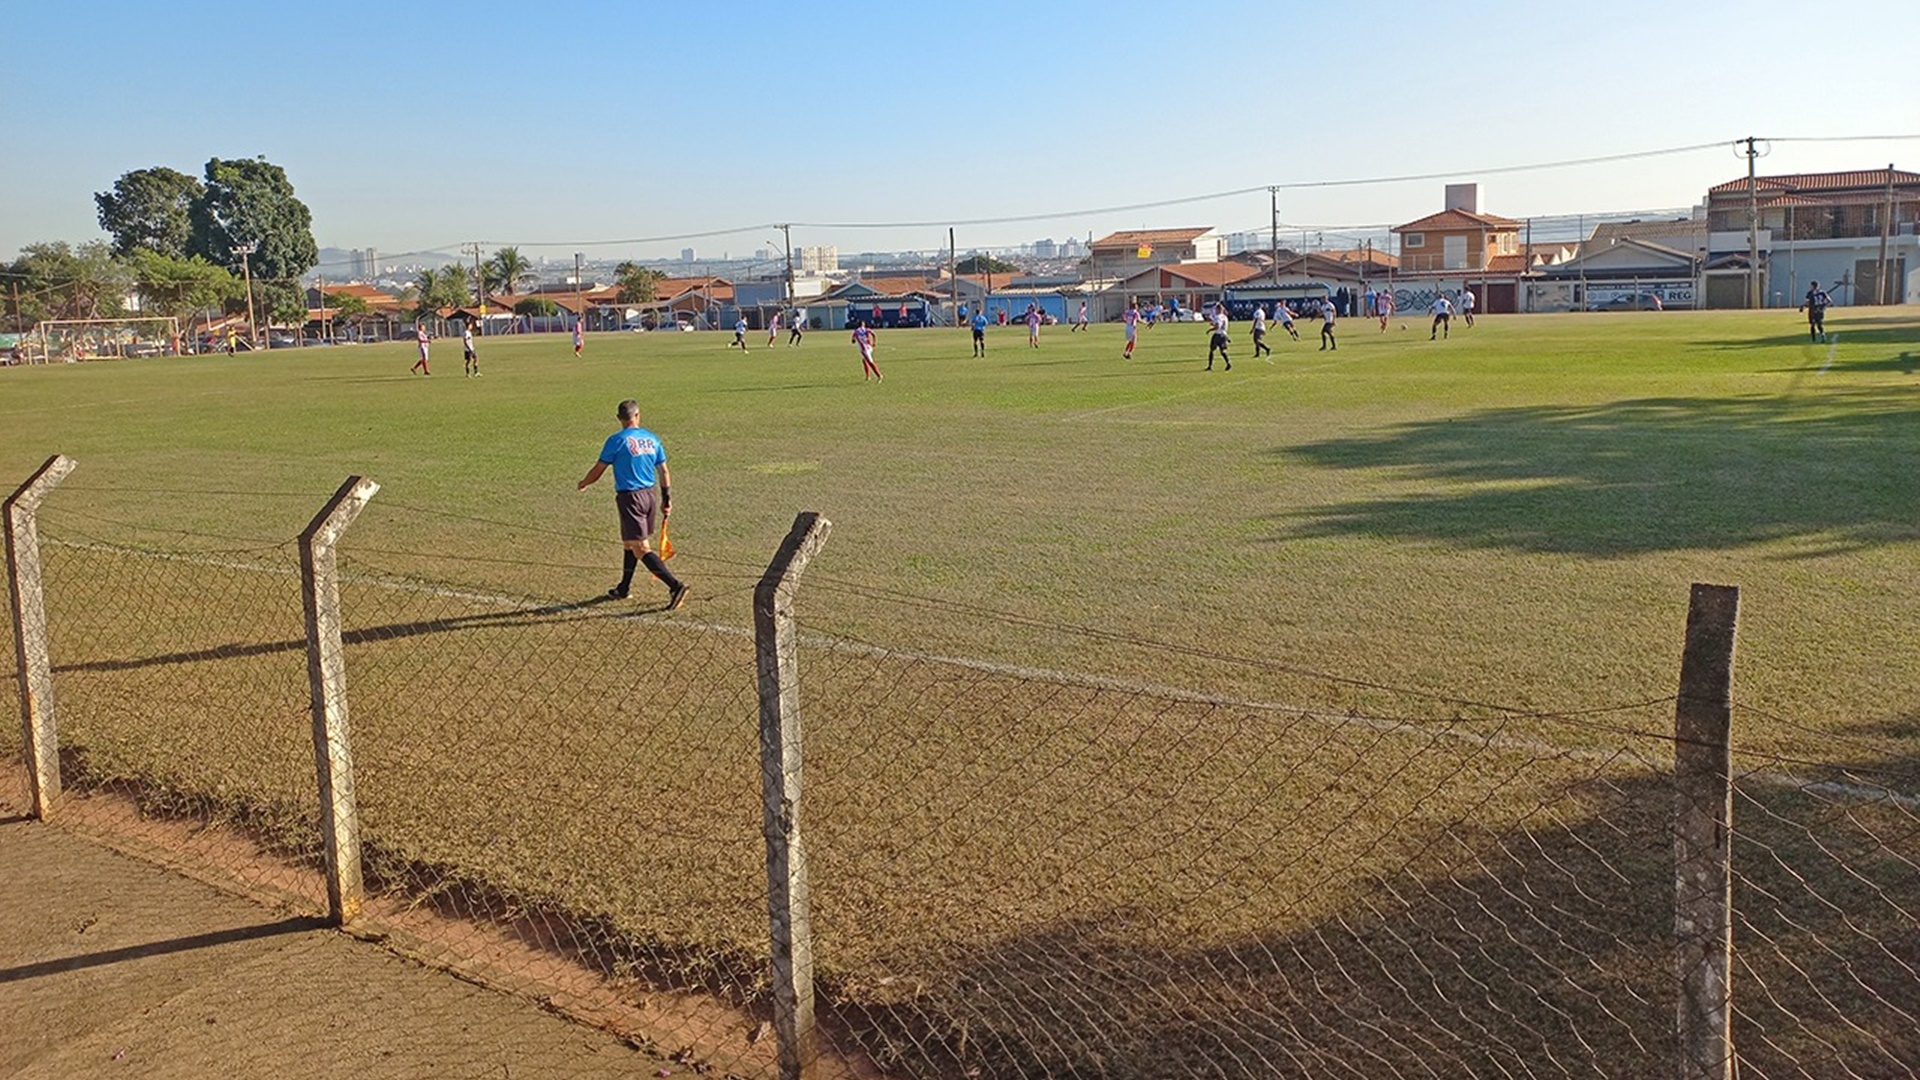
1593, 292, 1664, 311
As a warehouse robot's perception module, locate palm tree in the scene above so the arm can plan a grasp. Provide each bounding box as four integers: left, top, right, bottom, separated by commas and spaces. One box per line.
486, 247, 536, 296
614, 261, 663, 304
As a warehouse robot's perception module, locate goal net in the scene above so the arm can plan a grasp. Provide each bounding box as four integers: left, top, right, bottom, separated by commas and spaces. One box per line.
30, 317, 182, 363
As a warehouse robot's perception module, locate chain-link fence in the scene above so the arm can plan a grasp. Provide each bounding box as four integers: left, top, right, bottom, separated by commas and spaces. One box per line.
7, 464, 1917, 1079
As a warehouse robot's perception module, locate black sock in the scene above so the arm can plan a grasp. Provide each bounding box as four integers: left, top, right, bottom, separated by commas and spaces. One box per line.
620, 549, 638, 589
642, 551, 682, 590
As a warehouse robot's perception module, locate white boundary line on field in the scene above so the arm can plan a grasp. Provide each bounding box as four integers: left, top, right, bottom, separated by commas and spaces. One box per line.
40, 537, 1920, 807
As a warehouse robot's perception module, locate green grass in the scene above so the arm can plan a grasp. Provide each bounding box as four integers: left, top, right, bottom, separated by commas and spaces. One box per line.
4, 308, 1919, 1077
5, 309, 1916, 742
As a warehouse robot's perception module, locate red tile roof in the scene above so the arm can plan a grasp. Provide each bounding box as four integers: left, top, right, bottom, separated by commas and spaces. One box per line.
1393, 208, 1522, 233
1127, 261, 1265, 287
1090, 227, 1214, 250
1708, 168, 1920, 195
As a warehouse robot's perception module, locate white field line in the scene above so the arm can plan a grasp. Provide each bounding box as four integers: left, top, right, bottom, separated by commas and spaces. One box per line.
41, 538, 1917, 806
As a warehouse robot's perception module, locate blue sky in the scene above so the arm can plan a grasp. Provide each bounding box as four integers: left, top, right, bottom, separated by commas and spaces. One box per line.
4, 0, 1917, 267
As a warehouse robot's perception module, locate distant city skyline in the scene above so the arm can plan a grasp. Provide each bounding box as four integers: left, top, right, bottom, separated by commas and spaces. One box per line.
4, 0, 1916, 267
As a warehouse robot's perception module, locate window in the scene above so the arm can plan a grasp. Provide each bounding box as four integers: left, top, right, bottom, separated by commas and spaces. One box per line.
1404, 234, 1425, 248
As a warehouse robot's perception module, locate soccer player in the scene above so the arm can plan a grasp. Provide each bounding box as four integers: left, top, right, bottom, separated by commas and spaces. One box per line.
1205, 304, 1231, 370
1123, 299, 1140, 359
1460, 287, 1477, 327
461, 320, 479, 376
1377, 290, 1395, 332
729, 316, 749, 351
1026, 303, 1042, 348
578, 399, 687, 610
970, 308, 989, 357
572, 320, 584, 357
789, 308, 806, 346
1800, 281, 1833, 341
852, 321, 882, 380
411, 322, 431, 375
1277, 302, 1299, 341
767, 310, 781, 348
1429, 294, 1453, 340
1071, 301, 1090, 332
1318, 298, 1337, 351
1251, 304, 1271, 358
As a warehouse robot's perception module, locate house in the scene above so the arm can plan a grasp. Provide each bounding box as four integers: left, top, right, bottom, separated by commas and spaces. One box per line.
1103, 260, 1266, 320
1388, 185, 1530, 313
1534, 237, 1702, 312
1083, 228, 1224, 280
1221, 253, 1373, 317
1702, 166, 1919, 308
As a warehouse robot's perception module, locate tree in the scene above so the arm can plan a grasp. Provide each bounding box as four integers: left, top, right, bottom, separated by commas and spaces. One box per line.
186, 156, 319, 330
614, 261, 664, 304
127, 249, 238, 329
485, 247, 536, 295
513, 296, 559, 317
95, 167, 205, 259
956, 253, 1021, 272
411, 266, 471, 317
5, 241, 134, 325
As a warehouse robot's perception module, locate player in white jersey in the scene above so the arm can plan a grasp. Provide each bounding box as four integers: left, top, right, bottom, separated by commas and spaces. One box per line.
1459, 287, 1476, 327
1318, 298, 1337, 351
1377, 290, 1395, 332
1430, 295, 1452, 340
852, 321, 882, 381
1123, 300, 1140, 359
1251, 305, 1272, 358
1206, 306, 1231, 370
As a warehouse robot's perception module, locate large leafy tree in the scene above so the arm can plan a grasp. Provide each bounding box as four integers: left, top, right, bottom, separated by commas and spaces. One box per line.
485, 247, 536, 295
127, 249, 239, 328
186, 156, 319, 328
614, 261, 664, 304
5, 241, 134, 324
95, 167, 205, 258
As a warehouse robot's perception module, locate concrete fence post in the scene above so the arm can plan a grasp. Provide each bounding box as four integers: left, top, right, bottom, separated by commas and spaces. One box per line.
1673, 583, 1739, 1080
5, 454, 77, 820
300, 475, 379, 925
755, 511, 832, 1080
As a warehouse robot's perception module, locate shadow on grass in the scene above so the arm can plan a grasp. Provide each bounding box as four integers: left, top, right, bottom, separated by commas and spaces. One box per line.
1269, 388, 1920, 557
52, 595, 628, 676
838, 748, 1920, 1080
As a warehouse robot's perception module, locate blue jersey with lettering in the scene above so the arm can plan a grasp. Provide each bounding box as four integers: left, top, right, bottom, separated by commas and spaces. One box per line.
599, 426, 667, 491
970, 313, 988, 332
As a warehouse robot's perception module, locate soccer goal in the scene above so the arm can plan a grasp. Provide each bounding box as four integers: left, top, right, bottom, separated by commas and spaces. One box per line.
30, 317, 181, 363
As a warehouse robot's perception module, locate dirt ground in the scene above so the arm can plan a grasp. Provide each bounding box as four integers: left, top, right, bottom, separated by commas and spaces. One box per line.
0, 784, 682, 1079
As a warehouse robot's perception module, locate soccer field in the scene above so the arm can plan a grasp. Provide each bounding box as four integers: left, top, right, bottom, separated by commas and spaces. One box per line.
5, 308, 1915, 743
4, 307, 1919, 1077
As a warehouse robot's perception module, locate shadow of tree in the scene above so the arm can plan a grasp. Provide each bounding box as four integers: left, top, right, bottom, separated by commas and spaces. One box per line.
835, 744, 1920, 1080
1272, 389, 1920, 557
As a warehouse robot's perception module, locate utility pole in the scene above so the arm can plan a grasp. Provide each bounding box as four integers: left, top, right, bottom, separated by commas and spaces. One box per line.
949, 227, 957, 328
317, 270, 326, 344
1270, 186, 1280, 291
574, 252, 584, 333
465, 242, 485, 334
1743, 136, 1761, 310
780, 223, 795, 314
235, 241, 259, 348
1875, 163, 1895, 306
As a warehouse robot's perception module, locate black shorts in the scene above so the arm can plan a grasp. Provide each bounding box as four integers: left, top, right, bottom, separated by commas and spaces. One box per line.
1252, 328, 1266, 342
972, 328, 985, 342
463, 346, 476, 360
1210, 332, 1229, 349
615, 488, 659, 543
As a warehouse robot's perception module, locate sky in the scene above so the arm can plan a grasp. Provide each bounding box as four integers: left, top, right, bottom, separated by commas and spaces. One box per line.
4, 0, 1918, 273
